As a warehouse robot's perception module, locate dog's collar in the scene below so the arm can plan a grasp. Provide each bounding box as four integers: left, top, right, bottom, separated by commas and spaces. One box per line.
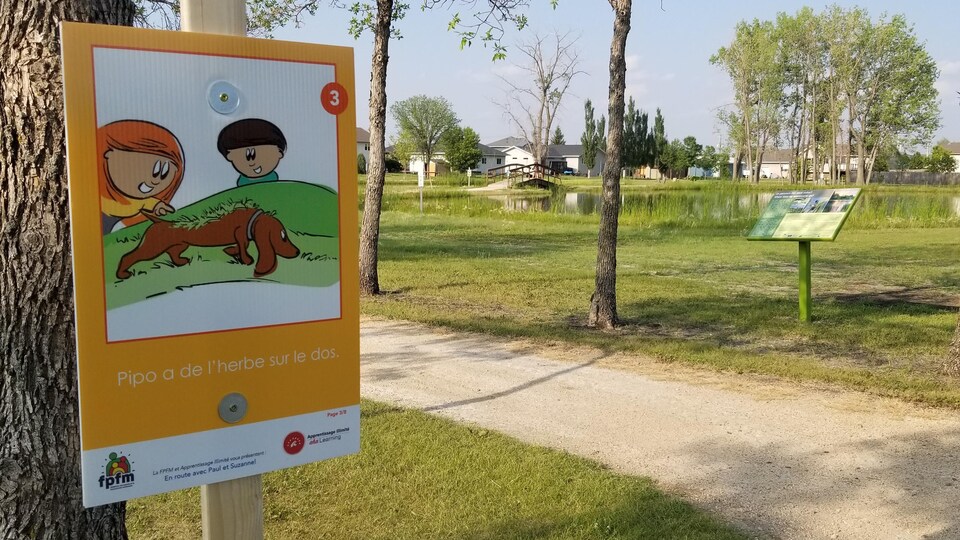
246, 209, 264, 241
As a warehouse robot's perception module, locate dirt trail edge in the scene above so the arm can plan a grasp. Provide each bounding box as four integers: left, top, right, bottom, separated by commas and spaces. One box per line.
360, 319, 960, 540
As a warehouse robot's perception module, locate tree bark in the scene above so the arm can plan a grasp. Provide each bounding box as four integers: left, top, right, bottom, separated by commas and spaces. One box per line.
1, 1, 133, 538
358, 0, 394, 295
944, 310, 960, 377
589, 0, 631, 329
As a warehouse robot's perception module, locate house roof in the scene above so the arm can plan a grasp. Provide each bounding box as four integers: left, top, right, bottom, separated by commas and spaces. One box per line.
943, 142, 960, 155
546, 144, 606, 157
762, 149, 796, 163
357, 127, 370, 143
478, 143, 506, 157
486, 136, 530, 148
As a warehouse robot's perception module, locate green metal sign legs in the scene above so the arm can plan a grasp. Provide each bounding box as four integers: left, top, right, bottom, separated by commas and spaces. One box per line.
798, 241, 812, 322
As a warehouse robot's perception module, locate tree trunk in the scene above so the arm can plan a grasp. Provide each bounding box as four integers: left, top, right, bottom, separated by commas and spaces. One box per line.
1, 1, 133, 538
945, 310, 960, 377
358, 0, 394, 295
733, 148, 743, 180
589, 0, 631, 329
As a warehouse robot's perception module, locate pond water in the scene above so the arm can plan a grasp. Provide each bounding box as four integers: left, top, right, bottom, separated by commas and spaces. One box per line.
481, 190, 960, 228
380, 187, 960, 228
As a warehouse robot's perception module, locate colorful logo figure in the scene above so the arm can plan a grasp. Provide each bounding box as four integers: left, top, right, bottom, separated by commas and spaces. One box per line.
106, 452, 130, 477
99, 451, 135, 490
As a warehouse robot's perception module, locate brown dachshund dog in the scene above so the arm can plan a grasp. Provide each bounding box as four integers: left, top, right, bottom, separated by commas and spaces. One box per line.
116, 207, 300, 280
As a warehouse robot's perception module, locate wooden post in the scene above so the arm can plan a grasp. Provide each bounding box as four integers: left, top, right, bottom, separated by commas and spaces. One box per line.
180, 2, 264, 539
181, 0, 246, 34
200, 476, 264, 540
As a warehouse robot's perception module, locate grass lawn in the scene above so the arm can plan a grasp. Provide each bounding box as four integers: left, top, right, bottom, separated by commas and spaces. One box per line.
362, 175, 960, 407
127, 401, 745, 540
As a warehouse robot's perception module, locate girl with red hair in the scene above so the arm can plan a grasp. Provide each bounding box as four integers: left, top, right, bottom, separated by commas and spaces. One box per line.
98, 119, 185, 234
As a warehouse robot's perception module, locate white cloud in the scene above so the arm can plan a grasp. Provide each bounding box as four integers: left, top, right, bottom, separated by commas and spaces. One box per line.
939, 60, 960, 76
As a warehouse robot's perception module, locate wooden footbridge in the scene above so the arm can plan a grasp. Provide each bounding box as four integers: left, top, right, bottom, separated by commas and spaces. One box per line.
486, 163, 562, 189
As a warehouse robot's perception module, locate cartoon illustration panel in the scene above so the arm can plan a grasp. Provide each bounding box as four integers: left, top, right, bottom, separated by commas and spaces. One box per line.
93, 47, 341, 341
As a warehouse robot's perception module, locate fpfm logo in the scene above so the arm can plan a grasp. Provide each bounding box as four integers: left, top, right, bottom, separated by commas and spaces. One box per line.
98, 452, 135, 490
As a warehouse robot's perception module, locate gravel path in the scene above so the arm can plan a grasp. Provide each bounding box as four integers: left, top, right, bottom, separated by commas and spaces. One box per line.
360, 319, 960, 540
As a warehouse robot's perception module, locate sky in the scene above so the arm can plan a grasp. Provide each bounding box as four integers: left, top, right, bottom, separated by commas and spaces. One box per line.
273, 1, 960, 149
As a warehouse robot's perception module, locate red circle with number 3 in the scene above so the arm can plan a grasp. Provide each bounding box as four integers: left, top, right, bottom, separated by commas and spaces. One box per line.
283, 431, 305, 455
321, 82, 348, 115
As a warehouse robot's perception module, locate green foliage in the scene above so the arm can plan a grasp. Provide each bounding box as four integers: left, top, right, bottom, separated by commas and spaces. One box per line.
385, 153, 404, 173
658, 138, 688, 178
391, 95, 459, 171
358, 153, 367, 174
440, 126, 483, 172
927, 145, 957, 174
390, 132, 416, 170
681, 136, 702, 173
698, 145, 725, 176
713, 6, 942, 184
580, 99, 605, 172
652, 107, 666, 170
427, 0, 550, 61
550, 126, 566, 145
623, 97, 652, 171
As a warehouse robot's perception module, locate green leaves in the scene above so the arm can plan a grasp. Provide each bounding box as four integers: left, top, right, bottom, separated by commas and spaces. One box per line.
391, 95, 460, 171
441, 126, 483, 172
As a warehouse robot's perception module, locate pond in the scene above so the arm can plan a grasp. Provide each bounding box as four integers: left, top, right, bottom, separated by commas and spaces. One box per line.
482, 190, 960, 229
380, 187, 960, 229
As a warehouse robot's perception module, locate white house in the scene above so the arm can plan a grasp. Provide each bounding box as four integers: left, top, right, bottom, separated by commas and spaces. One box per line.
945, 142, 960, 172
357, 127, 370, 164
545, 144, 605, 177
407, 143, 507, 175
730, 146, 870, 181
486, 137, 605, 176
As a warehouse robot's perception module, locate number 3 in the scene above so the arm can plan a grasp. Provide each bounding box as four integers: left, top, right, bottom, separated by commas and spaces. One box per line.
322, 82, 348, 115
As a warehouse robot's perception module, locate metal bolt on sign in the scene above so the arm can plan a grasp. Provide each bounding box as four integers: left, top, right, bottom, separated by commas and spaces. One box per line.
218, 392, 247, 423
208, 81, 240, 114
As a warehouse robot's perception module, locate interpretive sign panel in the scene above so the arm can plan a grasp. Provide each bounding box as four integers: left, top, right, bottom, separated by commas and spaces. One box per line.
748, 188, 860, 241
61, 22, 359, 506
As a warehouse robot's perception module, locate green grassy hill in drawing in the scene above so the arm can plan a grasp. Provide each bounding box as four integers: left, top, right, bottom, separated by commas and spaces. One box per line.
103, 181, 340, 310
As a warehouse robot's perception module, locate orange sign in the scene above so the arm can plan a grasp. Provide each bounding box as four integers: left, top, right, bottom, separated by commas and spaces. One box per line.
61, 22, 358, 507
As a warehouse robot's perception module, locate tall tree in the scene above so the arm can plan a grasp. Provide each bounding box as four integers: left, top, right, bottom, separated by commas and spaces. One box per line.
711, 18, 784, 183
589, 0, 631, 329
844, 13, 939, 184
391, 94, 459, 176
1, 1, 133, 538
550, 126, 566, 145
697, 145, 725, 177
499, 31, 583, 166
622, 97, 649, 174
441, 126, 483, 173
680, 136, 702, 176
652, 107, 666, 175
580, 99, 605, 178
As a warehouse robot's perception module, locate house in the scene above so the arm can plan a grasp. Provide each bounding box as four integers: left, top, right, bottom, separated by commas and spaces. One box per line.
545, 144, 605, 177
357, 127, 370, 163
750, 148, 794, 179
729, 146, 870, 181
486, 137, 605, 176
945, 142, 960, 172
407, 143, 507, 176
